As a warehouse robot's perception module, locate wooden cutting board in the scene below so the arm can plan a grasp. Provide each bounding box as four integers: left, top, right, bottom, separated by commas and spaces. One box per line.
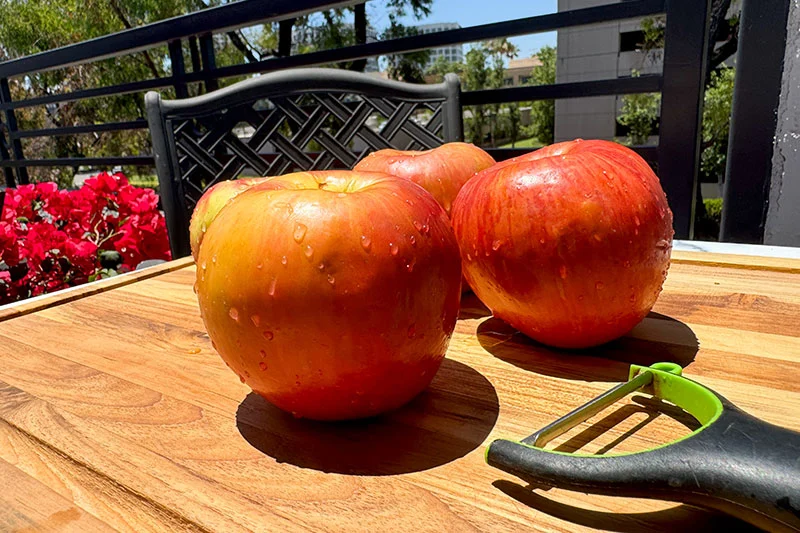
0, 251, 798, 532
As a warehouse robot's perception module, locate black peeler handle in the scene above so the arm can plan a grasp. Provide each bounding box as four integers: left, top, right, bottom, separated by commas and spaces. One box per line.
487, 371, 800, 532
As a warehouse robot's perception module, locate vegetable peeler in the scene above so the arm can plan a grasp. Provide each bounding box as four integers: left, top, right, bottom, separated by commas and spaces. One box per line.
486, 362, 800, 532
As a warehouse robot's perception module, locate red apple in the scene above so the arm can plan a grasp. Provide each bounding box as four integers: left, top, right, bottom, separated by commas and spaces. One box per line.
451, 139, 673, 349
353, 142, 495, 216
189, 177, 269, 260
195, 170, 462, 420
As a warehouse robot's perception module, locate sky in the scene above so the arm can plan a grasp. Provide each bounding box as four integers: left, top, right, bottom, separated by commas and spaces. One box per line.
367, 0, 559, 58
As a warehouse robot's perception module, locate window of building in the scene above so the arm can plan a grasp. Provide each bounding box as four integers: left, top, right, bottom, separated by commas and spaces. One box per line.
503, 78, 514, 86
620, 30, 646, 52
519, 75, 531, 84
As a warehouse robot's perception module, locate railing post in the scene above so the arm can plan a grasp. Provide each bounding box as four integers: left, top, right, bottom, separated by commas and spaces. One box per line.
0, 78, 28, 185
199, 33, 219, 93
720, 0, 791, 243
168, 39, 189, 99
188, 36, 202, 76
0, 121, 15, 188
657, 0, 711, 239
278, 19, 295, 57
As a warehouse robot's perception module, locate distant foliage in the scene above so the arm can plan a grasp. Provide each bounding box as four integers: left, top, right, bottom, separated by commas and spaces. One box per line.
617, 71, 661, 145
527, 45, 556, 145
701, 67, 735, 183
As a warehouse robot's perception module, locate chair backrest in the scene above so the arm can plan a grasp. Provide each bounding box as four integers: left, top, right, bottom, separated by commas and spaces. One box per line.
145, 68, 463, 258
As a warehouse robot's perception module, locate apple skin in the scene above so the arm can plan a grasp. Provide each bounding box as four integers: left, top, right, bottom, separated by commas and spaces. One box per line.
189, 177, 269, 260
451, 139, 674, 349
195, 170, 462, 420
353, 142, 496, 216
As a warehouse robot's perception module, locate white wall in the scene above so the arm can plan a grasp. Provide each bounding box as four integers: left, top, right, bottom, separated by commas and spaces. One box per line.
765, 0, 800, 246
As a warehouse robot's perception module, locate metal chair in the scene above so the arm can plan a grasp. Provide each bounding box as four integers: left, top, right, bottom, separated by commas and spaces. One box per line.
145, 68, 463, 258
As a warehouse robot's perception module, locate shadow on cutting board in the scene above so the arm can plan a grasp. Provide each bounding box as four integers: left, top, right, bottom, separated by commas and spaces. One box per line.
476, 312, 699, 383
235, 358, 499, 475
492, 479, 760, 533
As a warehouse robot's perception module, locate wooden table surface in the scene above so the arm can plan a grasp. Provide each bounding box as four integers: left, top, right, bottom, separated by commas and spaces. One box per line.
1, 250, 799, 532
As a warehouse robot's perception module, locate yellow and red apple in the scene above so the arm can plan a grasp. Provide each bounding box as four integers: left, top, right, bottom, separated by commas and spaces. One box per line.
189, 177, 269, 260
195, 170, 462, 420
354, 142, 495, 216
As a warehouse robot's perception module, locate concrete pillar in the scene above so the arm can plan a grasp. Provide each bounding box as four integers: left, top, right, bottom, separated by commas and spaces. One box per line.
765, 0, 800, 246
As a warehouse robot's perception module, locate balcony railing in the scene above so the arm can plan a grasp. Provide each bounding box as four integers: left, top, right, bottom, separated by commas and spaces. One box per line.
0, 0, 787, 242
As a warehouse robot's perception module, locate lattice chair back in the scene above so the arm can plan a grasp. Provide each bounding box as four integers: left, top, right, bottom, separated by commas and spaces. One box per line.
145, 68, 463, 258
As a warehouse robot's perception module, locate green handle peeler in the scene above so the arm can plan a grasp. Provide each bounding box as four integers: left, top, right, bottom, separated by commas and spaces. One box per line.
486, 363, 800, 532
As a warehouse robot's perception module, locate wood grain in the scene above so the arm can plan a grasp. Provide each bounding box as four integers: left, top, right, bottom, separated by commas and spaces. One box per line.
0, 251, 796, 532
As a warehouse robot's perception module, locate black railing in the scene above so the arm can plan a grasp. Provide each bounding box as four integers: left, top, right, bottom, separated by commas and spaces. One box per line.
0, 0, 757, 240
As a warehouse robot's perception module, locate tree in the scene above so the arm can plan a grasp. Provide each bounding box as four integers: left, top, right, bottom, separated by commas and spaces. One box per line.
528, 45, 556, 145
426, 56, 464, 81
0, 0, 269, 185
383, 23, 431, 83
700, 67, 735, 183
0, 0, 431, 185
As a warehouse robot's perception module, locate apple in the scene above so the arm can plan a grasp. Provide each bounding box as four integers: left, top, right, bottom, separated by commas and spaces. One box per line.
189, 177, 269, 260
195, 170, 462, 420
451, 139, 673, 349
353, 142, 495, 216
355, 143, 495, 293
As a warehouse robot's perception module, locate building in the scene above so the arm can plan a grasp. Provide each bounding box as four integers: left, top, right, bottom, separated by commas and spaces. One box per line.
415, 23, 464, 70
504, 56, 543, 86
554, 0, 663, 145
291, 24, 380, 72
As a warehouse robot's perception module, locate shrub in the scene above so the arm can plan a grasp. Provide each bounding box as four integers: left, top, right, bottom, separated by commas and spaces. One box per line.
0, 172, 171, 305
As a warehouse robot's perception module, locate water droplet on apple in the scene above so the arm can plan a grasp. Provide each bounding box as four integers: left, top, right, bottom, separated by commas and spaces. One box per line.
466, 253, 473, 261
634, 215, 641, 226
634, 228, 639, 236
201, 223, 207, 233
259, 361, 268, 371
629, 294, 636, 303
559, 265, 568, 279
263, 330, 274, 340
492, 239, 503, 251
405, 257, 416, 272
578, 295, 585, 301
317, 262, 325, 271
327, 274, 336, 285
407, 324, 416, 338
259, 349, 266, 358
409, 235, 416, 246
268, 278, 277, 296
228, 307, 240, 321
293, 223, 307, 243
201, 262, 207, 270
360, 235, 372, 251
211, 255, 217, 264
405, 199, 414, 206
413, 220, 423, 232
281, 255, 288, 265
337, 192, 347, 198
539, 238, 546, 245
421, 223, 430, 234
389, 242, 399, 256
595, 281, 604, 290
256, 262, 263, 269
624, 260, 631, 268
304, 245, 314, 260
250, 314, 261, 327
239, 375, 246, 383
